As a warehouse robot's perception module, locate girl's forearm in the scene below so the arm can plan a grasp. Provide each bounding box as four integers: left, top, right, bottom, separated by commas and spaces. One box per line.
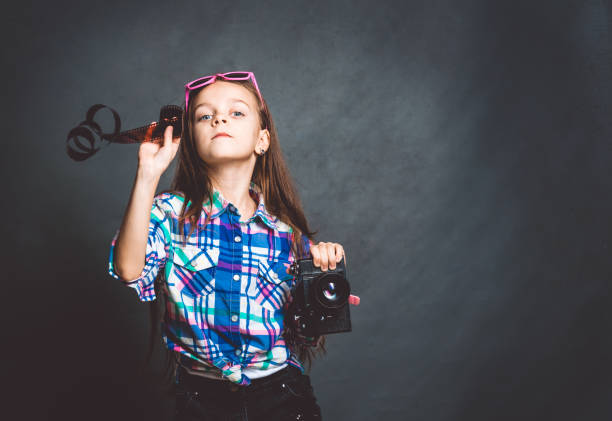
113, 167, 160, 281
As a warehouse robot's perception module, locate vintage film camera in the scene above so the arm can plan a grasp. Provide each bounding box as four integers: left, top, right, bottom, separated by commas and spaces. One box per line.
285, 257, 353, 339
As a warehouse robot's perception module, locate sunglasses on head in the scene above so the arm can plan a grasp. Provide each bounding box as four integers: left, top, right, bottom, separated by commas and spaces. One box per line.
184, 71, 264, 116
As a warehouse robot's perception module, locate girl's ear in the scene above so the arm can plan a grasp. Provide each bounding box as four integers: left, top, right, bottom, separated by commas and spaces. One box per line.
258, 128, 271, 150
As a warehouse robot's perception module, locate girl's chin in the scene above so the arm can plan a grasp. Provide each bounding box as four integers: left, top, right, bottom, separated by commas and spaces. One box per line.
200, 152, 254, 163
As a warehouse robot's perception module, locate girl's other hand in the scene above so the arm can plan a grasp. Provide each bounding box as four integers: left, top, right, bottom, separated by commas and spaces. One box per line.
137, 124, 181, 180
310, 242, 346, 271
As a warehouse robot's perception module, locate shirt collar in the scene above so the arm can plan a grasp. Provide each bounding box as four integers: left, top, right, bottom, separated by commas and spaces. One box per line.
204, 181, 279, 230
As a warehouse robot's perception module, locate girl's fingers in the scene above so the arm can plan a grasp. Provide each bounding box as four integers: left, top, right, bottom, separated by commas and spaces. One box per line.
318, 243, 329, 271
310, 244, 320, 268
168, 125, 181, 155
334, 244, 344, 263
311, 242, 345, 271
327, 243, 337, 270
159, 126, 176, 159
162, 125, 172, 149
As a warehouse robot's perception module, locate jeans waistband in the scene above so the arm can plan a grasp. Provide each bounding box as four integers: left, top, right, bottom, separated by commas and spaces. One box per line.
177, 364, 301, 393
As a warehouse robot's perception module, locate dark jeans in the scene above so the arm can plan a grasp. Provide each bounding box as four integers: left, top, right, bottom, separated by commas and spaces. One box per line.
174, 364, 323, 420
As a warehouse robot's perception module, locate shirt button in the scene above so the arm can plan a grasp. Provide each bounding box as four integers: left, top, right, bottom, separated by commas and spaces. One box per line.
272, 272, 278, 280
233, 274, 240, 281
234, 349, 241, 356
234, 235, 241, 242
231, 314, 238, 322
229, 205, 236, 212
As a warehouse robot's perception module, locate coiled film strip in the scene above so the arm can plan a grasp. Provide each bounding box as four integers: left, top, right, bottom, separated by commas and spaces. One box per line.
66, 104, 183, 161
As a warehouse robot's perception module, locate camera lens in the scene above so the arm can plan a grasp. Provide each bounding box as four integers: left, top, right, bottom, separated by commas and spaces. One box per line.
313, 273, 350, 309
323, 282, 337, 301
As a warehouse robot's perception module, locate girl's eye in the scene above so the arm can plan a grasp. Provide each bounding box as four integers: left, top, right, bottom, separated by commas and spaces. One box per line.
197, 111, 244, 121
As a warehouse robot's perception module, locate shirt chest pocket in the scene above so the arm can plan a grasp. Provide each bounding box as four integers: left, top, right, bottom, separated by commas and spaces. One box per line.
171, 245, 219, 297
256, 258, 295, 312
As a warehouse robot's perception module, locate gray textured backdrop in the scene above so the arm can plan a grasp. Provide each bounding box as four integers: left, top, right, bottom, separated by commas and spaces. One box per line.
5, 0, 612, 420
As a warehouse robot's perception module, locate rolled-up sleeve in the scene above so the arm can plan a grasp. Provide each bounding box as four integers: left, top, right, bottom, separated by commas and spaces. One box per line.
108, 197, 171, 302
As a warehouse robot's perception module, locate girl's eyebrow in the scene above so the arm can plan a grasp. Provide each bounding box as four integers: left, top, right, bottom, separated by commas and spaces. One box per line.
194, 98, 250, 111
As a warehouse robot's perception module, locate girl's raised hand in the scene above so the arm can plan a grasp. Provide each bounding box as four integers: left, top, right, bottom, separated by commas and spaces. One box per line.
310, 241, 346, 271
137, 124, 181, 180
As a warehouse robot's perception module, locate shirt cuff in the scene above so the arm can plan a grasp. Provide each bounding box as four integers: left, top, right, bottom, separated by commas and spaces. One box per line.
108, 230, 158, 302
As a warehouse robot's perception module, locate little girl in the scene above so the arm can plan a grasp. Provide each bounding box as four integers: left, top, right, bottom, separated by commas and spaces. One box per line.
108, 71, 346, 420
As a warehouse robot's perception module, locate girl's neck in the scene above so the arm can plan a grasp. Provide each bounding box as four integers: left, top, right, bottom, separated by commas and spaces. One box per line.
211, 178, 258, 221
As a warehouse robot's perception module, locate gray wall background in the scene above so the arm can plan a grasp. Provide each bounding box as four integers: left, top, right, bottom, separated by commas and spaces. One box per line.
5, 0, 612, 420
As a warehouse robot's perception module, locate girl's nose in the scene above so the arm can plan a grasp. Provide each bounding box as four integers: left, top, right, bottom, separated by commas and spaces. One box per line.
213, 114, 227, 125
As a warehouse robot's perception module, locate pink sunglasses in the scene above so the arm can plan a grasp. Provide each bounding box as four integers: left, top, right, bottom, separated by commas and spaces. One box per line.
184, 71, 264, 113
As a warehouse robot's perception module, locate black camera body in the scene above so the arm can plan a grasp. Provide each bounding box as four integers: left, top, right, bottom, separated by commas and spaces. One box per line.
285, 258, 352, 338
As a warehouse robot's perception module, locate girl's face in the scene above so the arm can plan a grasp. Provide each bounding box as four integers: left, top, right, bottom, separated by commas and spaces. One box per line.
191, 81, 268, 167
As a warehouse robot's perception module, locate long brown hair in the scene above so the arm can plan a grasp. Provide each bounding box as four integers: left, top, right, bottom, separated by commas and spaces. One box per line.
141, 76, 327, 390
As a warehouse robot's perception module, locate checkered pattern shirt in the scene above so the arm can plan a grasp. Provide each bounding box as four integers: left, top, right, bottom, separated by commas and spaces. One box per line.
108, 182, 314, 386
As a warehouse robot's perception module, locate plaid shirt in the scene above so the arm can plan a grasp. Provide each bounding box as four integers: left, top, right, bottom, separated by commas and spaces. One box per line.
108, 181, 314, 386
